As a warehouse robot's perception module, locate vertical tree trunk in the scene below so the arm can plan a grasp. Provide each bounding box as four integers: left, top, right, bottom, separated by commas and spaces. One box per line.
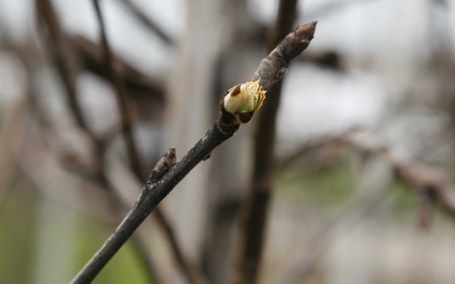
165, 0, 229, 281
200, 1, 262, 282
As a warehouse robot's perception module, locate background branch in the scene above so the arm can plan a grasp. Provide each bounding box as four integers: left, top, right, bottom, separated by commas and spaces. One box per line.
69, 35, 165, 105
118, 0, 173, 45
233, 1, 303, 283
35, 0, 161, 281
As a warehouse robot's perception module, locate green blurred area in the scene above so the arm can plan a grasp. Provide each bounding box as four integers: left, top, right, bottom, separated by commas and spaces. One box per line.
0, 179, 149, 284
275, 151, 418, 220
0, 152, 446, 283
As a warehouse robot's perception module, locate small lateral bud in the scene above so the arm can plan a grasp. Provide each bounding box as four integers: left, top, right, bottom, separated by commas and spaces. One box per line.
222, 79, 266, 123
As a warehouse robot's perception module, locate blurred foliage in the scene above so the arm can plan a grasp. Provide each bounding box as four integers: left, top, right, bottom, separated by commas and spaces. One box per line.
0, 181, 150, 284
276, 151, 418, 220
0, 180, 37, 284
276, 152, 357, 209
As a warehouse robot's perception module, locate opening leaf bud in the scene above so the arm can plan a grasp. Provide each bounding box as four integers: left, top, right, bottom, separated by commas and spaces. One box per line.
222, 79, 266, 123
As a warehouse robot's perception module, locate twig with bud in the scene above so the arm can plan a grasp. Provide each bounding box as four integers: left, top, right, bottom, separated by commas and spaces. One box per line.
71, 21, 317, 283
233, 1, 307, 283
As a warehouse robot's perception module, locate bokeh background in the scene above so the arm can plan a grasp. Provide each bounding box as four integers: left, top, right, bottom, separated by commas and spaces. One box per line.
1, 0, 455, 283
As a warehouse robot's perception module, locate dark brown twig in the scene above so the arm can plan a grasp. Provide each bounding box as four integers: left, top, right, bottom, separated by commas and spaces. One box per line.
233, 1, 304, 283
69, 35, 165, 105
35, 0, 94, 138
35, 0, 161, 282
91, 1, 203, 283
92, 0, 143, 179
118, 0, 173, 45
71, 21, 317, 284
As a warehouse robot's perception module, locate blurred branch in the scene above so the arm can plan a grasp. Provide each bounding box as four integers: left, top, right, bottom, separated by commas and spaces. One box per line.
118, 0, 173, 45
35, 0, 94, 136
233, 1, 302, 283
68, 35, 165, 105
281, 153, 391, 283
336, 135, 455, 219
71, 21, 317, 283
35, 0, 162, 282
298, 50, 343, 71
92, 0, 144, 179
91, 1, 203, 283
276, 132, 455, 282
279, 133, 455, 221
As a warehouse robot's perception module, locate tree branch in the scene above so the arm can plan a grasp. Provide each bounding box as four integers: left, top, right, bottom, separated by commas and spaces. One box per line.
280, 133, 455, 222
273, 132, 455, 282
35, 0, 95, 138
233, 1, 305, 283
69, 35, 165, 105
118, 0, 173, 45
71, 21, 317, 283
35, 0, 162, 281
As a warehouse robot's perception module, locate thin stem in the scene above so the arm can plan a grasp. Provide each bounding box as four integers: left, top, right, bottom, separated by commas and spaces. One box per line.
35, 0, 160, 282
119, 0, 173, 45
71, 22, 317, 284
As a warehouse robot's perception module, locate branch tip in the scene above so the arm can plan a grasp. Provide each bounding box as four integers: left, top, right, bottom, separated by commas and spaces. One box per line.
289, 21, 317, 48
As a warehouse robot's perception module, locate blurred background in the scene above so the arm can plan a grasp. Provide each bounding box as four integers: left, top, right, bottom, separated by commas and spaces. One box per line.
1, 0, 455, 283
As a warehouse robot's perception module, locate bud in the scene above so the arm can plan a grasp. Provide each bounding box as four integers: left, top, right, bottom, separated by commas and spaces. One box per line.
223, 79, 266, 123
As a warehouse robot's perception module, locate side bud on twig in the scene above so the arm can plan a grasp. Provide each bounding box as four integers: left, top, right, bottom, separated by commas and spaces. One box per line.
222, 79, 266, 123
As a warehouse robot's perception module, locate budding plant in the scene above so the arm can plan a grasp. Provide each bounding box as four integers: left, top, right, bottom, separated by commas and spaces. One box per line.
223, 79, 267, 123
72, 21, 316, 283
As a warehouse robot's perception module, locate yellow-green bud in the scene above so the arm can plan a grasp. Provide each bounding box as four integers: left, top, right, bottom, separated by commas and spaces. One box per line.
223, 79, 266, 123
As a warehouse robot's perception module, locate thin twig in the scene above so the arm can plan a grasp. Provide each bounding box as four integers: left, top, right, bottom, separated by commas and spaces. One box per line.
71, 21, 317, 284
332, 134, 455, 219
69, 35, 165, 105
35, 0, 95, 138
277, 133, 455, 282
118, 0, 173, 45
233, 1, 303, 283
91, 1, 203, 283
280, 146, 393, 283
35, 0, 161, 282
279, 133, 455, 222
92, 0, 143, 179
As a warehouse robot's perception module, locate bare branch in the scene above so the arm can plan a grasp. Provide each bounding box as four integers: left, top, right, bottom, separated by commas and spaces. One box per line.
69, 35, 165, 105
280, 133, 455, 222
35, 0, 161, 281
71, 21, 317, 284
118, 0, 173, 45
35, 0, 95, 138
275, 132, 455, 283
